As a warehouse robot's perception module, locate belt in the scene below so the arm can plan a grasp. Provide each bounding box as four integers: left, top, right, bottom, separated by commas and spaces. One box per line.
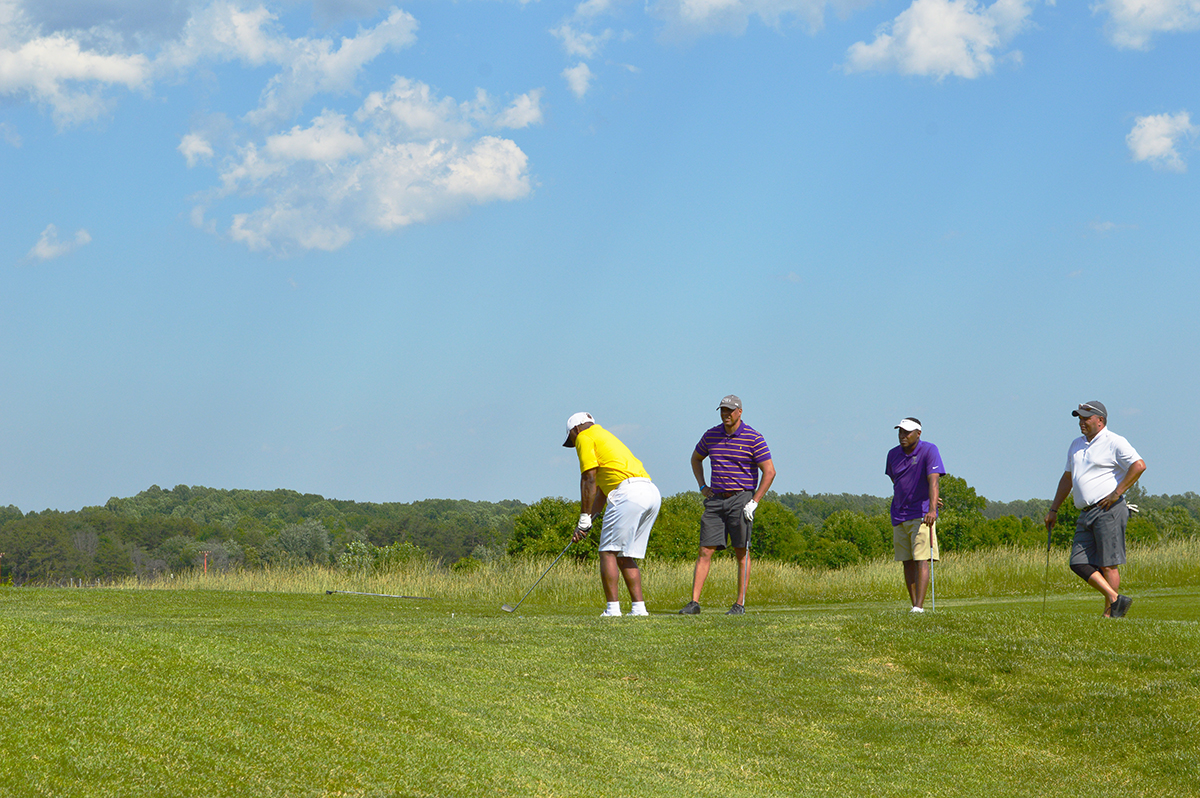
1081, 496, 1124, 512
711, 489, 749, 499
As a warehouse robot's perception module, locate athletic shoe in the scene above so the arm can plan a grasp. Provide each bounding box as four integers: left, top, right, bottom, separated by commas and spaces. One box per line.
725, 603, 745, 616
1110, 594, 1133, 618
678, 601, 701, 615
600, 608, 623, 617
909, 606, 925, 614
629, 606, 650, 617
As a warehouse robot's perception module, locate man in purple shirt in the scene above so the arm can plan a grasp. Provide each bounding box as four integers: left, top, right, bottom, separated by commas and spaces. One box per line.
680, 395, 776, 616
885, 417, 945, 613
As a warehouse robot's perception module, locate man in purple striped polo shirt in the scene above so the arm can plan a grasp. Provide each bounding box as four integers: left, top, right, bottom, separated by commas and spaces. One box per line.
680, 395, 776, 616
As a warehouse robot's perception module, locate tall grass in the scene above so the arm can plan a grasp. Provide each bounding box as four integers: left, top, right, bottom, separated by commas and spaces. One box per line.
104, 537, 1200, 610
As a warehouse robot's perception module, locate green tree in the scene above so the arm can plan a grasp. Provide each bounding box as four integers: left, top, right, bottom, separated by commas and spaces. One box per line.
507, 498, 585, 558
276, 520, 331, 563
646, 492, 703, 560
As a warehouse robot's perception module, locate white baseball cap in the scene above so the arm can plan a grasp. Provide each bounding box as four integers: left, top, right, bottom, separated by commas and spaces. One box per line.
895, 418, 922, 432
563, 412, 595, 446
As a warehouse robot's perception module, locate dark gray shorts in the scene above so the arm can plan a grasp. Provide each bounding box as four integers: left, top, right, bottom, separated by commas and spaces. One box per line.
700, 491, 753, 551
1070, 500, 1128, 569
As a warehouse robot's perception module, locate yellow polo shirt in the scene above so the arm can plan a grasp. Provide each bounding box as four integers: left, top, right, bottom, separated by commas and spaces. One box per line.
574, 424, 651, 496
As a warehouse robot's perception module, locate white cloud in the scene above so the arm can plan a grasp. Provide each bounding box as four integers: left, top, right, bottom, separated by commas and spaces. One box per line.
27, 224, 91, 261
159, 3, 419, 127
551, 22, 614, 58
0, 29, 151, 127
202, 77, 536, 255
495, 89, 545, 129
178, 132, 214, 167
1127, 111, 1197, 172
1093, 0, 1200, 51
845, 0, 1035, 79
563, 62, 594, 98
265, 110, 365, 161
2, 2, 542, 254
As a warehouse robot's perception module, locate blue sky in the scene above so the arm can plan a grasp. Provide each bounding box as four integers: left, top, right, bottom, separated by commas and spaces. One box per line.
2, 0, 1198, 512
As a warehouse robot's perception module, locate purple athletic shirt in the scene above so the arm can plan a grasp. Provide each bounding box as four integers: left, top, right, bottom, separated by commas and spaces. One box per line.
885, 439, 946, 526
695, 423, 772, 492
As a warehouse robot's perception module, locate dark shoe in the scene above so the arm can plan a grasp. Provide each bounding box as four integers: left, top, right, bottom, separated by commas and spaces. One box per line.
678, 600, 701, 615
1110, 594, 1133, 618
725, 603, 745, 615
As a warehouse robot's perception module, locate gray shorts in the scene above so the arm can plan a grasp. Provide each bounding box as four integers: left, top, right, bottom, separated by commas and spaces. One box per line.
699, 490, 753, 551
1070, 500, 1128, 569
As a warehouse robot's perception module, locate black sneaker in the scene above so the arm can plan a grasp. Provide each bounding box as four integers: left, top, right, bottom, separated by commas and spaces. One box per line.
678, 600, 701, 615
725, 603, 745, 615
1110, 594, 1133, 618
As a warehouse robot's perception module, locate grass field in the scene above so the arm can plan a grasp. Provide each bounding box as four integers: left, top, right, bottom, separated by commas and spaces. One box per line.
2, 541, 1197, 797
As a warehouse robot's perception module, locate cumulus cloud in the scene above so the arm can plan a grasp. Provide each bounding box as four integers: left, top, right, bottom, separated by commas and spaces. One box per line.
1127, 111, 1197, 172
1093, 0, 1200, 51
844, 0, 1035, 79
178, 132, 214, 167
159, 3, 419, 127
563, 62, 594, 98
195, 77, 537, 255
0, 28, 151, 127
552, 22, 614, 58
27, 224, 91, 261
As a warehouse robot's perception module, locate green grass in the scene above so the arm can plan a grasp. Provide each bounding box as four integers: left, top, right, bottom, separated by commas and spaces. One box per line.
2, 541, 1198, 797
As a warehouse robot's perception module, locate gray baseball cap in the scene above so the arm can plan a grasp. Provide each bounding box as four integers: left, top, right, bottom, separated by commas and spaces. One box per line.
717, 395, 742, 410
1072, 401, 1107, 419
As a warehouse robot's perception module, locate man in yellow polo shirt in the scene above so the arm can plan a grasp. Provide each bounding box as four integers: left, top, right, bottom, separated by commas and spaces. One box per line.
564, 412, 662, 616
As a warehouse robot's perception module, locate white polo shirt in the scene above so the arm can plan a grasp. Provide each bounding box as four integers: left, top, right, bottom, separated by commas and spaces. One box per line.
1065, 427, 1142, 508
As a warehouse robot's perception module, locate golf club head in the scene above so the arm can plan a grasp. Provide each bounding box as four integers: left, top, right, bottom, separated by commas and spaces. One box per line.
501, 604, 516, 613
326, 590, 334, 594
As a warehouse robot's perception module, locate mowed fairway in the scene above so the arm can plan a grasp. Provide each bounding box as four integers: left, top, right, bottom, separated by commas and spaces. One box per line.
1, 586, 1197, 798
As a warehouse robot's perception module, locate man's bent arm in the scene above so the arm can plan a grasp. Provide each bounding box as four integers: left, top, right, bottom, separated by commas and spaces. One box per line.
692, 450, 711, 496
753, 459, 776, 504
1101, 459, 1146, 510
923, 473, 939, 528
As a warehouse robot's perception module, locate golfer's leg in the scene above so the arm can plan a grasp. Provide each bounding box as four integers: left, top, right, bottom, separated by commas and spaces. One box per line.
1089, 568, 1119, 613
600, 552, 622, 602
913, 560, 930, 609
902, 560, 918, 605
734, 547, 750, 605
692, 547, 715, 602
617, 556, 643, 602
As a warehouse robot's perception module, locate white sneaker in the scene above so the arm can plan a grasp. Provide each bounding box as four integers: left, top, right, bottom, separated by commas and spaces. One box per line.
909, 606, 925, 613
629, 606, 649, 616
600, 608, 623, 617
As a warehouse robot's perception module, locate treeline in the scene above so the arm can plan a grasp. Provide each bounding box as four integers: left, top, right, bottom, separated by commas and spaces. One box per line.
4, 480, 1200, 583
0, 485, 522, 584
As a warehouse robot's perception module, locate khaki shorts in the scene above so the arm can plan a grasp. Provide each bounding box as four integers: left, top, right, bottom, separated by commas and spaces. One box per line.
893, 519, 940, 562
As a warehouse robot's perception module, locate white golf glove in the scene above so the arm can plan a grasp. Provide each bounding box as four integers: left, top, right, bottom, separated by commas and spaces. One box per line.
577, 513, 593, 532
743, 500, 758, 522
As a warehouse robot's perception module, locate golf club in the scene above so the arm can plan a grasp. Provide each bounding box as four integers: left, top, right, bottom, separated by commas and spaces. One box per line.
501, 537, 575, 613
326, 590, 431, 600
1042, 523, 1053, 614
929, 554, 935, 612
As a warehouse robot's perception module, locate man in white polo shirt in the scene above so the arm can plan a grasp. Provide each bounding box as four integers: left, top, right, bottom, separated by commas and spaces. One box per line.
1045, 401, 1146, 618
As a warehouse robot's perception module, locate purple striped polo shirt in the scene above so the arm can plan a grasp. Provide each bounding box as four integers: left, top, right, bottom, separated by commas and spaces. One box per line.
694, 423, 772, 492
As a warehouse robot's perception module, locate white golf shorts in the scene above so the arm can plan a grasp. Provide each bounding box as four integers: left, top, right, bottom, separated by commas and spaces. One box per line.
598, 478, 661, 559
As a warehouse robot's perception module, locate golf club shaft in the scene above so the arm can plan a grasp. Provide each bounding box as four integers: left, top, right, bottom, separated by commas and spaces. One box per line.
505, 537, 575, 612
326, 590, 431, 599
1042, 525, 1053, 613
